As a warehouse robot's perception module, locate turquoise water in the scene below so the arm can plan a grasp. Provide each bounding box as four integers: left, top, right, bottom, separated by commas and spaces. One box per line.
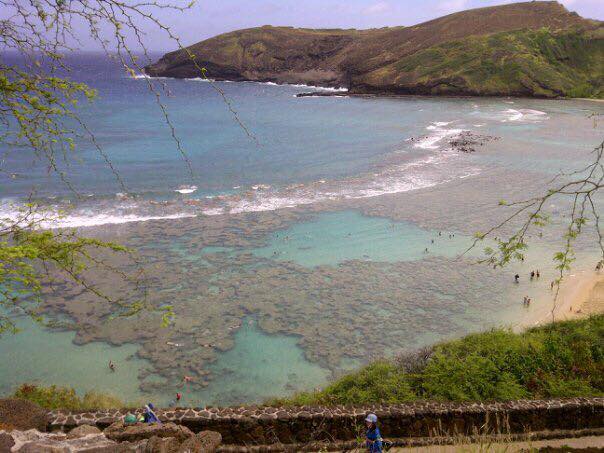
195, 319, 330, 406
0, 316, 329, 407
0, 317, 148, 402
253, 211, 472, 266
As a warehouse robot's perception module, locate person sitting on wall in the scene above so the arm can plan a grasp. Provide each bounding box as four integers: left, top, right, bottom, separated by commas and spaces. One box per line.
365, 413, 383, 452
144, 403, 161, 424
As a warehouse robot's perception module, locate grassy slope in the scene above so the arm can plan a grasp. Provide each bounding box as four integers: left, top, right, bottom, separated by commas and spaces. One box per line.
12, 383, 126, 410
356, 27, 604, 97
274, 315, 604, 405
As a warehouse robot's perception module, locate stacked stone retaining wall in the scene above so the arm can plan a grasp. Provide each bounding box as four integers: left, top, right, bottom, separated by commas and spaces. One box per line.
48, 397, 604, 447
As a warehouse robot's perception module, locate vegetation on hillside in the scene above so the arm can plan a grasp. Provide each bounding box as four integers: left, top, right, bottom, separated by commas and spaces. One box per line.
273, 315, 604, 406
13, 383, 127, 410
362, 27, 604, 97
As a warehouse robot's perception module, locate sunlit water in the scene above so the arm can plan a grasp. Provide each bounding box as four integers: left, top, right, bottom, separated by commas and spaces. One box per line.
0, 53, 603, 406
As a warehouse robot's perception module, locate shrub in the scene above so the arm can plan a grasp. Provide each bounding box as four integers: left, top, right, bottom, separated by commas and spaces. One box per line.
275, 315, 604, 406
14, 383, 124, 410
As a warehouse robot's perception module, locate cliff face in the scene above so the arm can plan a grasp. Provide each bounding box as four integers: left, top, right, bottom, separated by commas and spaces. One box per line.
145, 1, 603, 98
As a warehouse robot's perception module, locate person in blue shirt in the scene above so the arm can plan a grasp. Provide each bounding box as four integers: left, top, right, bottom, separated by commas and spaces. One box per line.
143, 403, 161, 424
365, 413, 383, 452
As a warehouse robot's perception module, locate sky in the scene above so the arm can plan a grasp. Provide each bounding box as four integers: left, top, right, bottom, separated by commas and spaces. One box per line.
128, 0, 604, 51
2, 0, 603, 52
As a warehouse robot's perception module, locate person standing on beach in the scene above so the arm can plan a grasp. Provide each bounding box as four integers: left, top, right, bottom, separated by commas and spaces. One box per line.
515, 274, 520, 283
530, 271, 535, 280
109, 360, 115, 372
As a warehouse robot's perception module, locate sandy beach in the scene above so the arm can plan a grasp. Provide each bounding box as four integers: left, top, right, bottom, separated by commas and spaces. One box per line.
522, 267, 604, 329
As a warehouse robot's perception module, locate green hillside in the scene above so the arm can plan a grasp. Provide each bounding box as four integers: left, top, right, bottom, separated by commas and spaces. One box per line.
356, 27, 604, 97
273, 315, 604, 405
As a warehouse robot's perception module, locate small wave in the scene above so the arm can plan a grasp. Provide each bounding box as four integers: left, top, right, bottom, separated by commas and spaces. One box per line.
501, 108, 548, 122
175, 185, 198, 194
413, 122, 464, 150
0, 204, 197, 229
184, 77, 216, 82
130, 73, 171, 80
130, 74, 349, 92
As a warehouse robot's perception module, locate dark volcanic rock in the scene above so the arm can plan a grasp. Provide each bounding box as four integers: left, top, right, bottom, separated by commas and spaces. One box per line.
104, 421, 193, 443
0, 432, 15, 452
0, 398, 48, 431
146, 435, 181, 453
178, 431, 222, 453
67, 424, 103, 439
448, 132, 500, 153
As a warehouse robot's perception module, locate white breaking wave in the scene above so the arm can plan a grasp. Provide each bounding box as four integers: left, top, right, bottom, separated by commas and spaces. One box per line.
42, 213, 197, 229
131, 73, 348, 91
3, 118, 480, 224
413, 121, 464, 150
130, 74, 171, 80
501, 108, 548, 122
183, 77, 215, 82
0, 205, 197, 229
175, 185, 198, 194
201, 127, 481, 217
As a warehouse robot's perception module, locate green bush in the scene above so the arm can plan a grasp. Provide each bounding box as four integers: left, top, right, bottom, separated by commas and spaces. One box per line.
275, 315, 604, 405
14, 383, 124, 410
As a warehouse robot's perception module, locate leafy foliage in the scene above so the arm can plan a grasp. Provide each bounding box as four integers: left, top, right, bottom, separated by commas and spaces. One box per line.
275, 315, 604, 405
0, 1, 198, 333
13, 383, 125, 410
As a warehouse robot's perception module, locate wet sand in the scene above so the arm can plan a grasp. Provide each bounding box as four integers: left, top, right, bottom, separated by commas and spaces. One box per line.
521, 267, 604, 329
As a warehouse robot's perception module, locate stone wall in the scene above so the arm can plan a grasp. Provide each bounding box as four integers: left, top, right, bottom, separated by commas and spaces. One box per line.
48, 398, 604, 447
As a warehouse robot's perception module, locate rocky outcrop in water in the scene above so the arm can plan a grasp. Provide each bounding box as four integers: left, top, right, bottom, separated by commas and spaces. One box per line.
145, 2, 603, 98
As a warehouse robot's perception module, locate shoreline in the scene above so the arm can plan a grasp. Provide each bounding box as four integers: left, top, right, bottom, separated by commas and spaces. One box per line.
519, 267, 604, 329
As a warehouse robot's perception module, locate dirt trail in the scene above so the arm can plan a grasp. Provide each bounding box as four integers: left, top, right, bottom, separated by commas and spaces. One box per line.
386, 435, 604, 451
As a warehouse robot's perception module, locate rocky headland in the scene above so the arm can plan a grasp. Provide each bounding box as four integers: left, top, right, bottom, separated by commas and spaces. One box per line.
145, 1, 603, 98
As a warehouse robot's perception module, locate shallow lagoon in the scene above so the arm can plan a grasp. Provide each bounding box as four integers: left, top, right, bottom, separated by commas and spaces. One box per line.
253, 211, 473, 266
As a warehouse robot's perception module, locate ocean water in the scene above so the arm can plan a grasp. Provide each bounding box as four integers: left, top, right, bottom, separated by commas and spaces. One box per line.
1, 53, 603, 406
252, 211, 473, 267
